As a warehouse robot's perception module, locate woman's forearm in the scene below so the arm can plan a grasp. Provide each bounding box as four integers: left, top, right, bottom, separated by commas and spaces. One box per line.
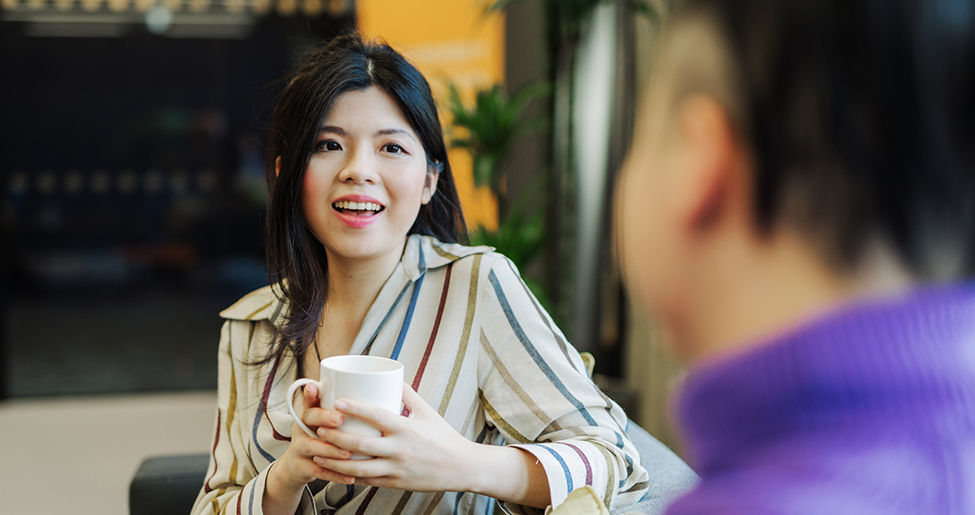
466, 444, 551, 509
263, 462, 307, 515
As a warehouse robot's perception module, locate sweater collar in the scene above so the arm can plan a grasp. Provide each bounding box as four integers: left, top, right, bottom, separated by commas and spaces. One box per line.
675, 281, 975, 474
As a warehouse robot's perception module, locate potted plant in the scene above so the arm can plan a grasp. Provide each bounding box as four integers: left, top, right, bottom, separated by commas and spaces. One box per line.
446, 82, 552, 307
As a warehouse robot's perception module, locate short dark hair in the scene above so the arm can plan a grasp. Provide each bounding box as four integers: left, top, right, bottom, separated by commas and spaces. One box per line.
676, 0, 975, 278
260, 32, 467, 369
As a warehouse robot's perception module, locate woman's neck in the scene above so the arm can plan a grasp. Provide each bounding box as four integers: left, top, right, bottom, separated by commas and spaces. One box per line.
323, 238, 407, 325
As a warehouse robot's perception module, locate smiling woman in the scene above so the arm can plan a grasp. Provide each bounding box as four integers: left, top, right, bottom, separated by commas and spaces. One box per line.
190, 33, 649, 515
300, 87, 438, 261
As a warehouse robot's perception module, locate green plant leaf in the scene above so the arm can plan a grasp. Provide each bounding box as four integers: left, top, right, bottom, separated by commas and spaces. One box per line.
446, 81, 551, 196
485, 0, 520, 15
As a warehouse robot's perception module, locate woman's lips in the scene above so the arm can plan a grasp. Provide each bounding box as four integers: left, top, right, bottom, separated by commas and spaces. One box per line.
331, 198, 384, 229
333, 208, 380, 228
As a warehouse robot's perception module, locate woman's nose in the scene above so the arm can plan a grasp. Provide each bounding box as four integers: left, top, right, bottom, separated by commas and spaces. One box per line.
338, 148, 379, 184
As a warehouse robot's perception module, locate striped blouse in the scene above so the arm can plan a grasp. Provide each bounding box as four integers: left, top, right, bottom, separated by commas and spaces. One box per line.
191, 234, 649, 515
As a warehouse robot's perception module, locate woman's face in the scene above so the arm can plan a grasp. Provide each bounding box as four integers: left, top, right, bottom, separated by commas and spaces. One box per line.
300, 86, 437, 264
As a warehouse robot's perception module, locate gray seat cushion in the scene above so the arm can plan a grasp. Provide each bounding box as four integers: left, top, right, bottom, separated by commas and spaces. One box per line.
611, 424, 698, 515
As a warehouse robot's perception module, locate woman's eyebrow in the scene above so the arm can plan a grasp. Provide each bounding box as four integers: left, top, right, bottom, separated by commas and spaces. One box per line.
376, 128, 418, 142
318, 125, 347, 135
317, 126, 417, 142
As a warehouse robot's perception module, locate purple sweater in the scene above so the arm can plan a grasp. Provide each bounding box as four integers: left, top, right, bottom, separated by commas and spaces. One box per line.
666, 282, 975, 514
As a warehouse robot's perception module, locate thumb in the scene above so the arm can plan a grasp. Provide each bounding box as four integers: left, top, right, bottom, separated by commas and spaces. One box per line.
303, 382, 320, 410
401, 382, 433, 417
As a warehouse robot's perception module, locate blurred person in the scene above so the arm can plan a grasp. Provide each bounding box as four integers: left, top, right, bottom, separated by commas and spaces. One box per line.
191, 33, 650, 515
618, 0, 975, 513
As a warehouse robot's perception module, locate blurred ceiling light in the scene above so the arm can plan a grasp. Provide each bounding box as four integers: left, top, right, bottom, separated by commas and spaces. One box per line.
3, 0, 329, 38
9, 171, 29, 195
301, 0, 320, 17
170, 169, 189, 194
276, 0, 296, 16
327, 0, 346, 15
37, 170, 57, 196
64, 170, 84, 195
144, 169, 163, 194
251, 0, 270, 15
118, 170, 137, 195
106, 0, 128, 13
144, 4, 171, 33
91, 170, 111, 195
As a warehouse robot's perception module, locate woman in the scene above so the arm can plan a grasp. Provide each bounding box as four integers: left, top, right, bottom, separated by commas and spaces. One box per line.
191, 33, 648, 515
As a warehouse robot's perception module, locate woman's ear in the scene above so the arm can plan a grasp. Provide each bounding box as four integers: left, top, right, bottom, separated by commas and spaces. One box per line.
420, 164, 440, 205
275, 156, 281, 178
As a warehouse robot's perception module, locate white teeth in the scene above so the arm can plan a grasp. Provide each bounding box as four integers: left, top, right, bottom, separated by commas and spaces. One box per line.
333, 200, 383, 212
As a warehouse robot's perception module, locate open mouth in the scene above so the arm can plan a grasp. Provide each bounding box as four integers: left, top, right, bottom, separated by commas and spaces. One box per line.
332, 200, 385, 216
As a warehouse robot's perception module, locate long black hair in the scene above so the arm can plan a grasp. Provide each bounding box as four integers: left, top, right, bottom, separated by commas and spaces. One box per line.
260, 32, 467, 369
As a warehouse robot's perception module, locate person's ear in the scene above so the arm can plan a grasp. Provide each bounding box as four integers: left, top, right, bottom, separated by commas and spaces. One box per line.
275, 156, 281, 178
420, 163, 440, 205
674, 94, 743, 232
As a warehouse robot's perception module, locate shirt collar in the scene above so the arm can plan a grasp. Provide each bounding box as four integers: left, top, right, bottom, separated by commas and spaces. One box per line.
401, 233, 493, 282
220, 235, 493, 321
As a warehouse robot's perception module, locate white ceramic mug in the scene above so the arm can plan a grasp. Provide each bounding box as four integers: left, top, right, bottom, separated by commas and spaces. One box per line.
286, 355, 404, 459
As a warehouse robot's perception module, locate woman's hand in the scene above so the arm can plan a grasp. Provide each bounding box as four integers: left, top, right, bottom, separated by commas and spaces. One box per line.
264, 383, 356, 514
311, 383, 477, 493
277, 382, 357, 486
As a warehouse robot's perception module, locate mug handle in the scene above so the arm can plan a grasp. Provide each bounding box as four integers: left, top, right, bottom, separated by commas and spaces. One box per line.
286, 378, 320, 439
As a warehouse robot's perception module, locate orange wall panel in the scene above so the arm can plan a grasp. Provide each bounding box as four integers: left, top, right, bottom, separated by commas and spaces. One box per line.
357, 0, 503, 230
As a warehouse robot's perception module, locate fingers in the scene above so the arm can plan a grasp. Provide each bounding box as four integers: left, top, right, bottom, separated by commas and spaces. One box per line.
282, 427, 356, 487
333, 399, 401, 432
293, 456, 356, 485
300, 384, 350, 430
301, 406, 344, 429
317, 427, 390, 459
313, 453, 390, 480
311, 466, 356, 485
292, 424, 353, 460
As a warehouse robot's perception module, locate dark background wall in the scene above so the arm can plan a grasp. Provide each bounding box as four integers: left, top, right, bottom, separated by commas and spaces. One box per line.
0, 11, 352, 397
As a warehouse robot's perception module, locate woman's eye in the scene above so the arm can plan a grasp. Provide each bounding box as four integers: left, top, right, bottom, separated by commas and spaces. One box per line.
383, 143, 404, 154
318, 140, 342, 152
